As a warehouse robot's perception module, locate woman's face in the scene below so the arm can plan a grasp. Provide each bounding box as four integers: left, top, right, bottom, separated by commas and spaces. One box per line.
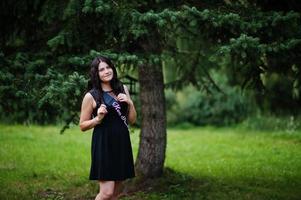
98, 61, 113, 83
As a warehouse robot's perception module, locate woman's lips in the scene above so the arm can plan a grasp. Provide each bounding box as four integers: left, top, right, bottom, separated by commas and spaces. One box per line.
104, 74, 112, 78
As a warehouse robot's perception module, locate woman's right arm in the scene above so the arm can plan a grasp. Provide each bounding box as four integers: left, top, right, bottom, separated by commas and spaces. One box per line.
79, 93, 101, 132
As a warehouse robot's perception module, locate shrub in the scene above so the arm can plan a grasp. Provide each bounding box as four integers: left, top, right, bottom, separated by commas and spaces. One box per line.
240, 114, 301, 133
166, 85, 252, 126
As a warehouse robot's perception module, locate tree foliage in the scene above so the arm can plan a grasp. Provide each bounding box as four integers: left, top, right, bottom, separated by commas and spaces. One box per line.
1, 0, 301, 179
1, 0, 300, 122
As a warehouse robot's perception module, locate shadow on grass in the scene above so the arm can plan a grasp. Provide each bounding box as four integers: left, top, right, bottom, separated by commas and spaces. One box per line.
120, 167, 301, 200
36, 167, 301, 200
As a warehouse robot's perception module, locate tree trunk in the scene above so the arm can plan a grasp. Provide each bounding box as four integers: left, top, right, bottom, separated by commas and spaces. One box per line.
135, 63, 167, 178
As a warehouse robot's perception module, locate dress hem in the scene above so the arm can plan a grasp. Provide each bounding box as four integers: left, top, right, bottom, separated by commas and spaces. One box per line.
89, 175, 135, 181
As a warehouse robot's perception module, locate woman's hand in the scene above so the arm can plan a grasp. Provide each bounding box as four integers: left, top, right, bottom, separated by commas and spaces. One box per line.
96, 104, 108, 122
117, 93, 132, 105
120, 86, 137, 125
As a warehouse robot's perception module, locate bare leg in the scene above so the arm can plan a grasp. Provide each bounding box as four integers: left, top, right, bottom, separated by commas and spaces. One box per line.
111, 181, 123, 200
95, 181, 115, 200
95, 193, 101, 200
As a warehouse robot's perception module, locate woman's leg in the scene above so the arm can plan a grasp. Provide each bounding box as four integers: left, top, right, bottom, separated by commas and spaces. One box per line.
95, 181, 115, 200
111, 181, 123, 200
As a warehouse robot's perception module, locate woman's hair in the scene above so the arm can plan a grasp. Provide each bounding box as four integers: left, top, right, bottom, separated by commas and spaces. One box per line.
87, 56, 124, 103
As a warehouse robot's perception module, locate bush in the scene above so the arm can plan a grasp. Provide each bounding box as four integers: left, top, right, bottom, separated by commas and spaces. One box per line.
240, 114, 301, 133
166, 85, 252, 126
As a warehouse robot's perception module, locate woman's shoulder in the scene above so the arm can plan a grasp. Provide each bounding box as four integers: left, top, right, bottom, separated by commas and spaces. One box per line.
82, 92, 97, 108
88, 88, 97, 94
122, 84, 128, 89
122, 84, 128, 92
83, 87, 100, 99
83, 92, 94, 101
122, 84, 130, 96
88, 88, 100, 98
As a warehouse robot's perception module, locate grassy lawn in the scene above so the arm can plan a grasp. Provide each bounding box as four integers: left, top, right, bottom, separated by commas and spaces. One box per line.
0, 124, 301, 200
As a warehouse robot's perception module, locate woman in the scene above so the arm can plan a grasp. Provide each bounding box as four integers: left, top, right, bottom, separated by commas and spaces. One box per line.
79, 56, 136, 200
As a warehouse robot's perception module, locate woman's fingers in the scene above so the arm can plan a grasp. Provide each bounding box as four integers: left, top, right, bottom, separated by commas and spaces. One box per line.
97, 104, 108, 115
117, 93, 128, 102
100, 104, 107, 111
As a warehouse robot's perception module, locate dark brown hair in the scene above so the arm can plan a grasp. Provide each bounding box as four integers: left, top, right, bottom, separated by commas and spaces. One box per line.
87, 56, 124, 103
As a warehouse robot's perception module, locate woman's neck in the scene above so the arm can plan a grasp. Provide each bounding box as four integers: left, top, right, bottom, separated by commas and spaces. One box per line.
101, 82, 112, 92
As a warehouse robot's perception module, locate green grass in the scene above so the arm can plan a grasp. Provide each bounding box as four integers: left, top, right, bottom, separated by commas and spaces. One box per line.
1, 124, 301, 200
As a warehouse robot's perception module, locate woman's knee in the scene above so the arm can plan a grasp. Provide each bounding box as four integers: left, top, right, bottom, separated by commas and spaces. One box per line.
101, 188, 114, 199
100, 183, 115, 199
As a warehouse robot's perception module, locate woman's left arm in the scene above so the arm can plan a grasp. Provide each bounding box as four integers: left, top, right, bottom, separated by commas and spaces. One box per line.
117, 85, 137, 125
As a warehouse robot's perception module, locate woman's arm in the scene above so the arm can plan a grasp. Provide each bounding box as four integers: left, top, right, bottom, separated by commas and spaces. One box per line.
122, 85, 137, 125
79, 93, 101, 131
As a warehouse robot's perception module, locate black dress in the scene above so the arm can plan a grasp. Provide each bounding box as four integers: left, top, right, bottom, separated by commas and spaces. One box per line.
89, 88, 135, 181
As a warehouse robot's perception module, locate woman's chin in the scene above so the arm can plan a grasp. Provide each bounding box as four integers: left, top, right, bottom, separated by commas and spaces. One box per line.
102, 78, 112, 83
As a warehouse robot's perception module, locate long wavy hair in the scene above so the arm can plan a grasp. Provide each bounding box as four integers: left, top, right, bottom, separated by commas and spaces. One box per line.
87, 56, 124, 104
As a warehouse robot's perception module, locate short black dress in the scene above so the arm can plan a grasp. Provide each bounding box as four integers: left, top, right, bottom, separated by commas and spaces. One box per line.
89, 88, 135, 181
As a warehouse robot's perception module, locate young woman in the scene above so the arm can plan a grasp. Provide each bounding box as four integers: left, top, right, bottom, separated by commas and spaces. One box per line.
79, 56, 136, 200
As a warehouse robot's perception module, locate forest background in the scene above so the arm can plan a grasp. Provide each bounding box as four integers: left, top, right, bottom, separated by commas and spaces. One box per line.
1, 0, 301, 199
